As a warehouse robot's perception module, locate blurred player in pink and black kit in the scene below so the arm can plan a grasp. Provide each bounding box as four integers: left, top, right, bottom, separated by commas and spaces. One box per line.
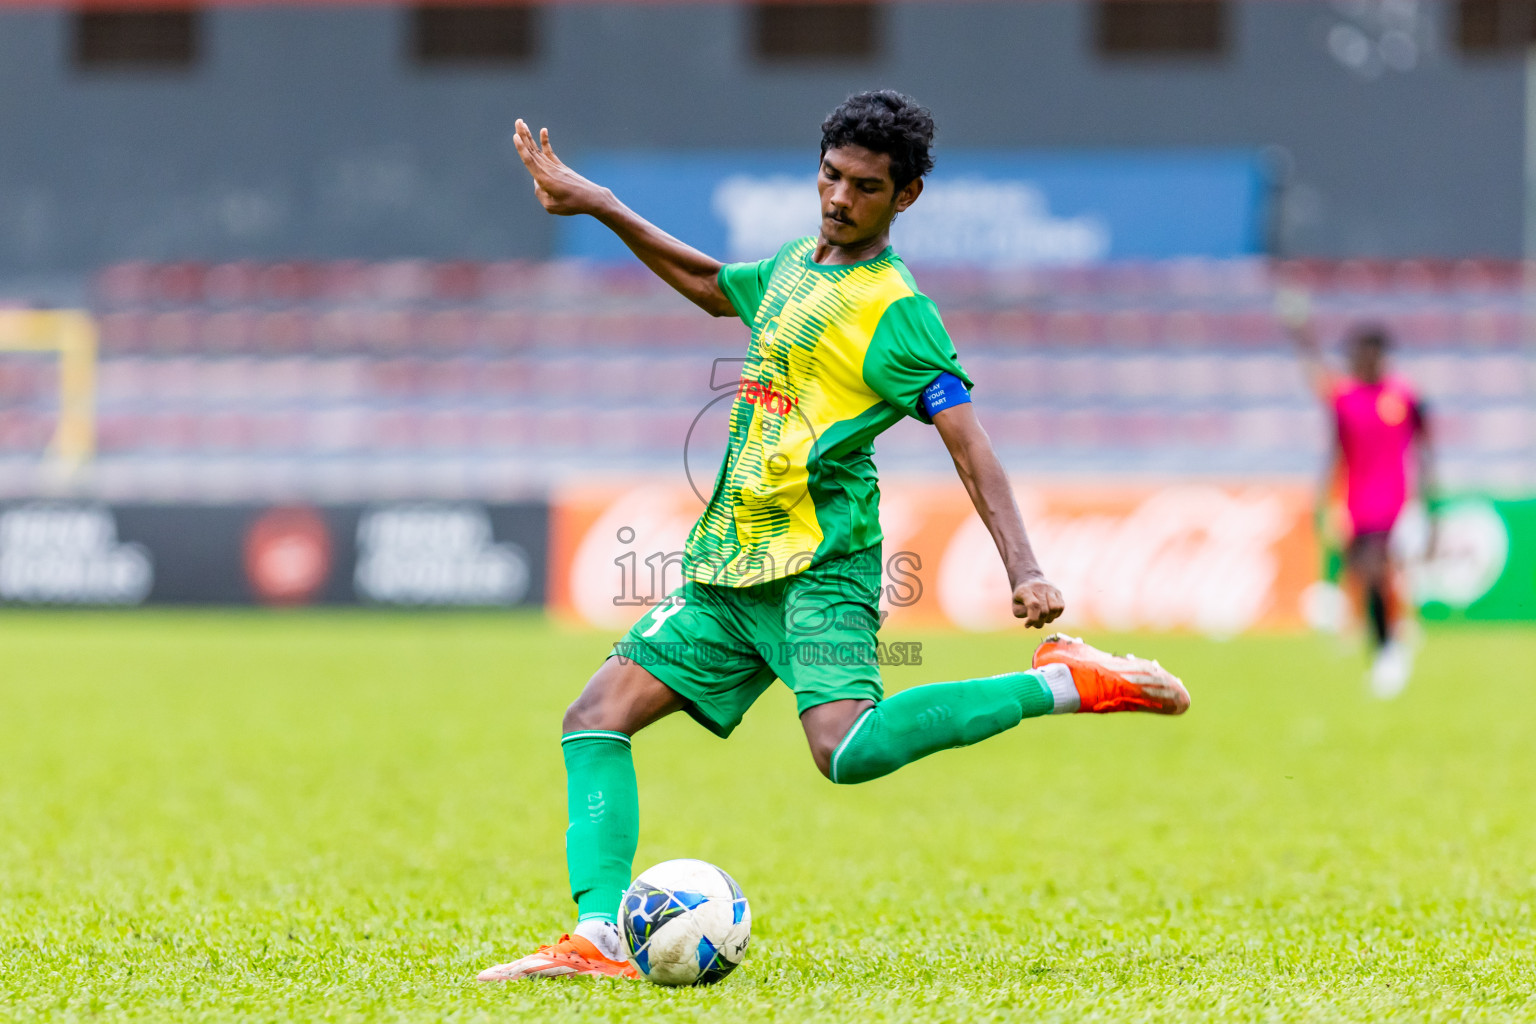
1281, 293, 1436, 698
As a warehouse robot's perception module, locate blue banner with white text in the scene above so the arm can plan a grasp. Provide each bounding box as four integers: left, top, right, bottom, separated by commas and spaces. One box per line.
561, 150, 1270, 266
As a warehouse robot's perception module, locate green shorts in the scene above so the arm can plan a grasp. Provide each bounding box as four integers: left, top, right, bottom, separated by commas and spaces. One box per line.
610, 545, 885, 738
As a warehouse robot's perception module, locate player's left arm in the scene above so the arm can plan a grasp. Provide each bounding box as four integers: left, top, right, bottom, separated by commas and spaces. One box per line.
1410, 398, 1436, 497
1411, 397, 1439, 553
933, 403, 1064, 628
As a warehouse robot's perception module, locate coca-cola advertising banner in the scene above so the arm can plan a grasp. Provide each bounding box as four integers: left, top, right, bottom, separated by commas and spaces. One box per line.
0, 501, 546, 607
549, 482, 1319, 635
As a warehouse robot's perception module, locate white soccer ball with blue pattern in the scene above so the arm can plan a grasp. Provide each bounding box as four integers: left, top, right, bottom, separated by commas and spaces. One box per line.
620, 859, 750, 986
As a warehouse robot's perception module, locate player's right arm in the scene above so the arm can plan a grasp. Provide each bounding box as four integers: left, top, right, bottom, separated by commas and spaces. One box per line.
1276, 286, 1337, 400
511, 119, 735, 317
1318, 435, 1343, 531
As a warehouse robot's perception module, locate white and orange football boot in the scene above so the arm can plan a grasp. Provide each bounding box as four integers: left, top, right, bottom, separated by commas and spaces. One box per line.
476, 934, 639, 982
1033, 634, 1190, 715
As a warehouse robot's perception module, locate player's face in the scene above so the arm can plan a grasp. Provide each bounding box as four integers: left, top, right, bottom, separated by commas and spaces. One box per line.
817, 145, 923, 248
1350, 340, 1386, 383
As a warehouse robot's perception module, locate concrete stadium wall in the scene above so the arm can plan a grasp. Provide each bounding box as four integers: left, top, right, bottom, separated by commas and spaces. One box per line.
0, 0, 1524, 277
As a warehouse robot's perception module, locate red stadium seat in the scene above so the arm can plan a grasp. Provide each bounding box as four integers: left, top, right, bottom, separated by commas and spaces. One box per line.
152, 263, 207, 305
1230, 308, 1281, 347
431, 262, 484, 303
423, 309, 477, 353
1043, 310, 1100, 348
198, 412, 253, 451
987, 310, 1040, 347
1160, 310, 1211, 348
1273, 259, 1320, 294
0, 411, 53, 451
359, 311, 418, 354
480, 261, 535, 301
202, 310, 256, 353
480, 408, 534, 449
312, 310, 365, 354
475, 358, 528, 397
98, 311, 150, 354
373, 410, 421, 450
1451, 260, 1498, 294
1391, 260, 1439, 294
943, 310, 986, 346
204, 263, 262, 306
421, 411, 477, 449
95, 412, 143, 453
1459, 308, 1521, 349
258, 263, 321, 304
1336, 260, 1392, 294
988, 356, 1046, 398
315, 261, 374, 304
95, 262, 157, 308
147, 312, 201, 355
366, 261, 431, 305
255, 312, 314, 354
480, 310, 529, 350
528, 358, 586, 401
1103, 310, 1155, 349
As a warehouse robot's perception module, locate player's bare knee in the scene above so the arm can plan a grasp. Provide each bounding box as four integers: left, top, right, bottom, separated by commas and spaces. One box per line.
562, 671, 617, 733
809, 739, 839, 781
800, 698, 875, 783
561, 696, 598, 733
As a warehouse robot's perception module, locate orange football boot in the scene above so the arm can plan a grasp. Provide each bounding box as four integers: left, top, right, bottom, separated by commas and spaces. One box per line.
476, 934, 639, 982
1033, 633, 1190, 715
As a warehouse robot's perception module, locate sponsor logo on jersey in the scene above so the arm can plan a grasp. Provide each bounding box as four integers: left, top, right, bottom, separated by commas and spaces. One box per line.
1376, 390, 1409, 426
739, 378, 797, 416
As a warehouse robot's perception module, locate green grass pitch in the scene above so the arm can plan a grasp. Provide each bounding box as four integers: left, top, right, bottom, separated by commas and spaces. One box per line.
2, 611, 1534, 1022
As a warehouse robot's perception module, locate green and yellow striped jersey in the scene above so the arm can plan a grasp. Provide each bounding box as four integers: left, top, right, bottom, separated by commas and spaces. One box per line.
683, 236, 971, 588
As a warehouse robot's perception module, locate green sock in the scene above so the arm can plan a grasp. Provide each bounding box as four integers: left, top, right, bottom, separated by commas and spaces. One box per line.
562, 730, 639, 924
829, 670, 1057, 785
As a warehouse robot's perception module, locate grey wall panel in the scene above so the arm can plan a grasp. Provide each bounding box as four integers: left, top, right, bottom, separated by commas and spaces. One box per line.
0, 1, 1524, 276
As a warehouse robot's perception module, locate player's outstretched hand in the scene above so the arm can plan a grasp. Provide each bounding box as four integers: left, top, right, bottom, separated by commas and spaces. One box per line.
1012, 578, 1065, 628
512, 119, 607, 217
1274, 286, 1312, 332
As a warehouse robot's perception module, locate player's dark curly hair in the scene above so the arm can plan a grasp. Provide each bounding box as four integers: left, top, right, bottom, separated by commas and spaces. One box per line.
1350, 322, 1392, 351
820, 91, 936, 190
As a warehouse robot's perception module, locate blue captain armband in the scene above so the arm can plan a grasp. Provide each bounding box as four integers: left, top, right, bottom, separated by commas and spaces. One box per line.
917, 372, 972, 420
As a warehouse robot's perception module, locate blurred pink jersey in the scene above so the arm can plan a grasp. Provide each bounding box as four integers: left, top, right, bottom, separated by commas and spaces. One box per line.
1332, 376, 1422, 536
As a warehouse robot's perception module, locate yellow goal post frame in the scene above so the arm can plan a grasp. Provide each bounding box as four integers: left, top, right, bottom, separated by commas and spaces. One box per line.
0, 310, 97, 471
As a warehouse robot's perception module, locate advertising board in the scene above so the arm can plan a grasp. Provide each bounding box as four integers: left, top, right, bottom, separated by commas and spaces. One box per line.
1413, 496, 1535, 622
549, 482, 1317, 636
0, 501, 547, 607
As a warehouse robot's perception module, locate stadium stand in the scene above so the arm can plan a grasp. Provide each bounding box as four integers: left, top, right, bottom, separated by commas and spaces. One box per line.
0, 258, 1530, 499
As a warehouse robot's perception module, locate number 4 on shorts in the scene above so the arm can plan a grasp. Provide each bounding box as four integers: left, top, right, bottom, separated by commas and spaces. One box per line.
639, 597, 686, 638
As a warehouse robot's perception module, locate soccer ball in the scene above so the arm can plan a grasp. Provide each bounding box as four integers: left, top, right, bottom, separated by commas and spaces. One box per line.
619, 858, 751, 986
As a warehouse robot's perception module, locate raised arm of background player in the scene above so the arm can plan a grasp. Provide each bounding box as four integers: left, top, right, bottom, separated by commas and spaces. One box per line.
1277, 287, 1345, 517
511, 119, 733, 317
1276, 287, 1337, 400
512, 118, 1064, 627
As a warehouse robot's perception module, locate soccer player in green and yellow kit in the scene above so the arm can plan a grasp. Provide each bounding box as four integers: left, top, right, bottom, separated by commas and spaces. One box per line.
479, 92, 1191, 981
